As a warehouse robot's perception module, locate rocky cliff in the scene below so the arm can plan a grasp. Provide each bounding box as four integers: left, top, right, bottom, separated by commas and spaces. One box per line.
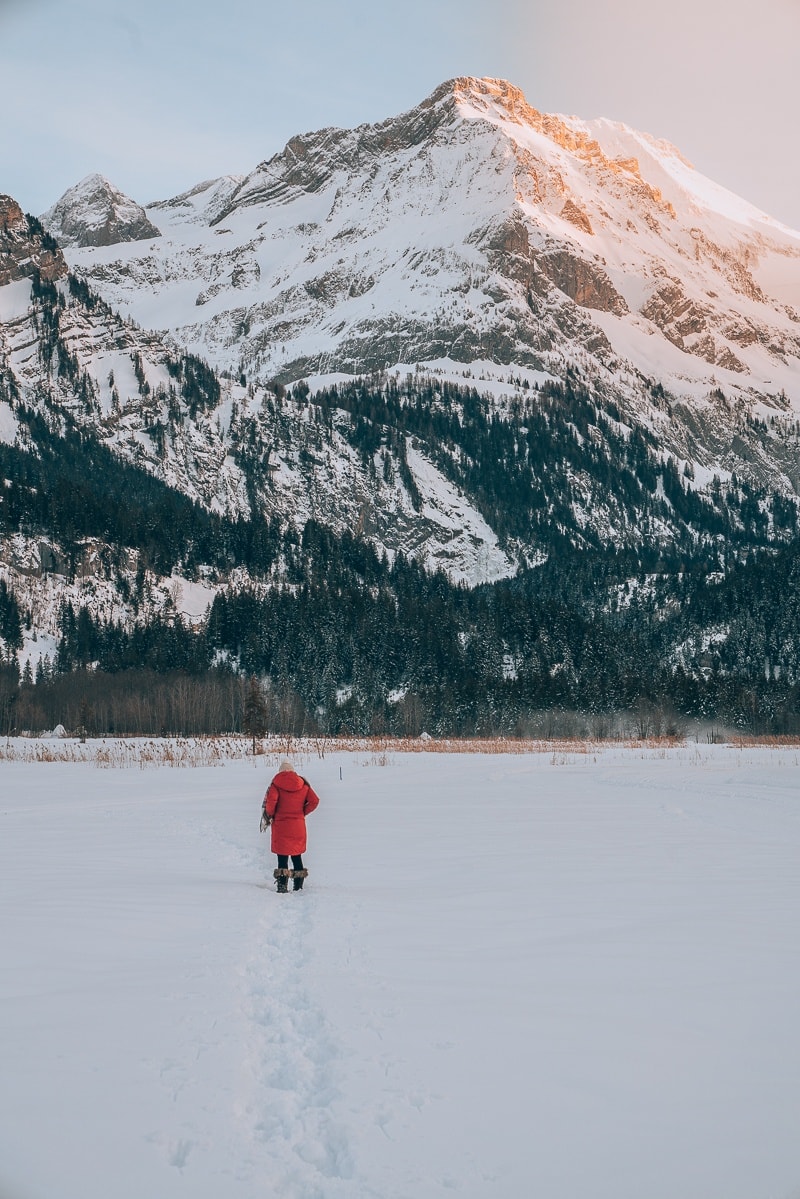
0, 195, 67, 286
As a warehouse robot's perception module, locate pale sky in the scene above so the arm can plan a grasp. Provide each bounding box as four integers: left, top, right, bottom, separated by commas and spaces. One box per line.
2, 0, 799, 229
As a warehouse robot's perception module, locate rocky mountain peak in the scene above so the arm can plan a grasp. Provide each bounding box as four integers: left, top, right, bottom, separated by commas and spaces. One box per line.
449, 75, 542, 125
449, 77, 660, 197
42, 174, 161, 248
210, 80, 468, 223
40, 78, 800, 409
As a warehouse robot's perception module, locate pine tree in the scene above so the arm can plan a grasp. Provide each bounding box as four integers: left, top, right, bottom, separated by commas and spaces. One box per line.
243, 676, 268, 753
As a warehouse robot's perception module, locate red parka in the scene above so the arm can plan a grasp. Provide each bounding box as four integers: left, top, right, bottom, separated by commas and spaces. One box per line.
263, 770, 320, 855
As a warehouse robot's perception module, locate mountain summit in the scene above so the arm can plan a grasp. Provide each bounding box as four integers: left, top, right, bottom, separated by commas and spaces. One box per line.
42, 174, 160, 248
42, 76, 800, 409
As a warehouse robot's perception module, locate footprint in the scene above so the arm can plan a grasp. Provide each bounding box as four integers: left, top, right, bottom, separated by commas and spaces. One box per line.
169, 1138, 193, 1170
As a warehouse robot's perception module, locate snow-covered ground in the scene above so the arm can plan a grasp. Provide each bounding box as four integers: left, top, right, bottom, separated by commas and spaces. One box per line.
2, 743, 800, 1199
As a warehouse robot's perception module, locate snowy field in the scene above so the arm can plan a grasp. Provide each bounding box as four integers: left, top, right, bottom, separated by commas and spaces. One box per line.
2, 743, 800, 1199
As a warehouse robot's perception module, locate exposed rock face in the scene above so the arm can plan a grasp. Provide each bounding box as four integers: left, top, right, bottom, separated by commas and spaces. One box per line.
642, 279, 747, 371
642, 279, 711, 345
537, 249, 628, 314
482, 216, 626, 316
42, 175, 160, 247
0, 196, 25, 236
0, 195, 67, 285
560, 199, 594, 235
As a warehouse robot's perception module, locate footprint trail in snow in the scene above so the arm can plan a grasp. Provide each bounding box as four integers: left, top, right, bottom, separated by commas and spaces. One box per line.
239, 894, 357, 1199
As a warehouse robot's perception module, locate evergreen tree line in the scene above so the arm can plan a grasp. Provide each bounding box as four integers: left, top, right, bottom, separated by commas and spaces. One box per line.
4, 531, 800, 736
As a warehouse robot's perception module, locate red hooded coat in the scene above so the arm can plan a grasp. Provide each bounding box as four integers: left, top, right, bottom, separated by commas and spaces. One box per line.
264, 770, 320, 855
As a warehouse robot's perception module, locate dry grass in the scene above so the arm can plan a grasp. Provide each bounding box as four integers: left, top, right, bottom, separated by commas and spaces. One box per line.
728, 735, 800, 748
1, 732, 798, 769
305, 734, 689, 757
0, 736, 255, 768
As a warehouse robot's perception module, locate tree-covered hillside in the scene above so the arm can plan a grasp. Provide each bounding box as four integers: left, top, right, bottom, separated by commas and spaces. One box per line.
3, 291, 800, 736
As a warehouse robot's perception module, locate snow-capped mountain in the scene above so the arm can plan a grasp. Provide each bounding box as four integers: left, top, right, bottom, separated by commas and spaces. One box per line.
43, 77, 800, 411
5, 69, 800, 729
42, 174, 160, 248
4, 76, 800, 613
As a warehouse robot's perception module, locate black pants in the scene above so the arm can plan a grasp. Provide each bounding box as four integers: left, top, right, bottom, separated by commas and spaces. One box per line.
277, 854, 304, 871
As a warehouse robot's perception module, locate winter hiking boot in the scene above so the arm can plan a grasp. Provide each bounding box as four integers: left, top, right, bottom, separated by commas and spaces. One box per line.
290, 869, 308, 891
273, 868, 291, 893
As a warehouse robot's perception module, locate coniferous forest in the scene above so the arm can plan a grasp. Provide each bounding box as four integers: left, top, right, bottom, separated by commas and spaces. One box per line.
3, 370, 800, 738
4, 536, 800, 738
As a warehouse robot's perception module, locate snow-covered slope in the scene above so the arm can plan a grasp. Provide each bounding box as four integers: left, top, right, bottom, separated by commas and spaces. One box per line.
44, 77, 800, 410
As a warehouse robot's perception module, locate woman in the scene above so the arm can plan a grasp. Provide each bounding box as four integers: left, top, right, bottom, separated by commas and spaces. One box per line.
262, 759, 320, 892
